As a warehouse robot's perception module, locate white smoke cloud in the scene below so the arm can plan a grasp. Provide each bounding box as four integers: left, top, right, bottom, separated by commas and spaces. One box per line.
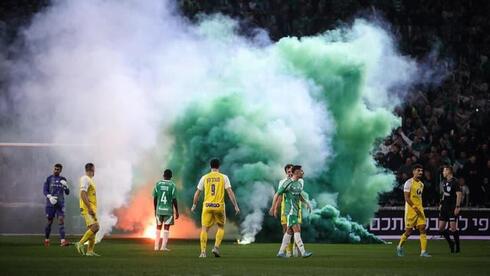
4, 0, 333, 240
2, 0, 441, 243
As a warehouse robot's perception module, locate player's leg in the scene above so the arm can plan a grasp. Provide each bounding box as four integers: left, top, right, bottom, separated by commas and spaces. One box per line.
44, 206, 55, 246
277, 227, 293, 257
438, 216, 454, 252
86, 223, 100, 256
417, 223, 431, 257
211, 210, 225, 257
57, 205, 68, 246
200, 209, 213, 257
161, 215, 174, 251
291, 224, 312, 258
281, 215, 293, 257
58, 216, 68, 246
155, 216, 163, 251
449, 219, 460, 253
398, 209, 416, 256
76, 214, 98, 255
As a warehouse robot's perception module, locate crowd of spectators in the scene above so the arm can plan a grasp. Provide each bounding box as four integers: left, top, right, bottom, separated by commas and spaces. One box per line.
180, 0, 490, 207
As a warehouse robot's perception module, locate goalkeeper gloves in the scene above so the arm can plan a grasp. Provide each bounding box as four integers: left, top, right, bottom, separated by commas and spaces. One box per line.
60, 179, 68, 188
47, 194, 58, 205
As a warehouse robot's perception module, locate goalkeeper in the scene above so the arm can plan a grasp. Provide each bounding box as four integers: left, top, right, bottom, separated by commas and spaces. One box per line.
43, 163, 70, 247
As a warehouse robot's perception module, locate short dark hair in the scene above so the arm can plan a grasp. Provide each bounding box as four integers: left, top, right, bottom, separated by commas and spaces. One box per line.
85, 163, 95, 171
54, 163, 63, 170
284, 164, 293, 173
412, 163, 423, 171
442, 164, 453, 173
292, 165, 302, 174
210, 159, 220, 169
163, 169, 172, 179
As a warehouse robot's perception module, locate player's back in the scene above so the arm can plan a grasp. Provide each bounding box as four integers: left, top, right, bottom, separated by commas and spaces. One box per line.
79, 175, 97, 213
201, 171, 229, 210
154, 180, 176, 215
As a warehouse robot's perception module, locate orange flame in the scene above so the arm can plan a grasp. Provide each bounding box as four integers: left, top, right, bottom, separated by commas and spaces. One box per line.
115, 181, 200, 239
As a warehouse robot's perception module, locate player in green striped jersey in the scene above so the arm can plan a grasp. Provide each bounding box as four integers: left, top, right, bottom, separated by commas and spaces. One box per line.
271, 165, 312, 258
153, 169, 179, 251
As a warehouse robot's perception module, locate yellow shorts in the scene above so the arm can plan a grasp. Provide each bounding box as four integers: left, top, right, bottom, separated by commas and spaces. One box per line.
405, 207, 426, 228
82, 213, 98, 227
281, 211, 302, 225
201, 208, 225, 228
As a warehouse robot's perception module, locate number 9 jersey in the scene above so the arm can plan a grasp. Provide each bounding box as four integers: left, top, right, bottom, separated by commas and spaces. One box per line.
197, 171, 231, 211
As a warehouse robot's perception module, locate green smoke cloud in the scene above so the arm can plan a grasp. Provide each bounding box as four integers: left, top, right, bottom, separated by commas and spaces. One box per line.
157, 17, 417, 243
275, 28, 402, 224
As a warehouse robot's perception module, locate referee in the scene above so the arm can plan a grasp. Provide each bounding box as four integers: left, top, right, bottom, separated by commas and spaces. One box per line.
438, 165, 462, 253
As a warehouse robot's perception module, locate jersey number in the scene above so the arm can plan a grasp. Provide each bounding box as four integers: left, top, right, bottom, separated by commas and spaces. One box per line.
160, 192, 167, 204
211, 184, 216, 196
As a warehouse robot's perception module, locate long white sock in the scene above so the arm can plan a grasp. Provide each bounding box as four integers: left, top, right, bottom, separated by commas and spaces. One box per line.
294, 232, 306, 255
161, 230, 170, 249
278, 233, 292, 254
154, 229, 161, 250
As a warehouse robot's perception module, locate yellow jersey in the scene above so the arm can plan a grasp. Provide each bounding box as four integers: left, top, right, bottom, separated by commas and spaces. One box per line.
80, 175, 97, 214
403, 177, 424, 209
197, 171, 231, 211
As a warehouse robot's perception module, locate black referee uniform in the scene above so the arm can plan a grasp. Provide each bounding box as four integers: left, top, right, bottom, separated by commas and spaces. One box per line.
439, 177, 461, 252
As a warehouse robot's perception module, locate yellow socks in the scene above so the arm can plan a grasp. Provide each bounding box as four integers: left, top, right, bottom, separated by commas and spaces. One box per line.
200, 230, 208, 253
398, 233, 408, 248
79, 229, 94, 245
87, 236, 95, 253
420, 233, 427, 252
215, 228, 224, 248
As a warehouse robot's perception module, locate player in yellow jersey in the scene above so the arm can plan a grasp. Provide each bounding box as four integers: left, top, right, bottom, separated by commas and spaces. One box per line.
396, 164, 431, 257
75, 163, 100, 256
191, 159, 240, 258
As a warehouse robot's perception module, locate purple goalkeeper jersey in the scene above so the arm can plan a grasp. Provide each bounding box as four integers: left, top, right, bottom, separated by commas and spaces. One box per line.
43, 175, 69, 206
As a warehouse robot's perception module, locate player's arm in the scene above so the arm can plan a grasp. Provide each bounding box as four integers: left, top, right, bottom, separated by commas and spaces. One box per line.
173, 186, 179, 219
300, 192, 312, 212
224, 175, 239, 214
191, 190, 201, 212
191, 176, 204, 212
61, 177, 70, 195
173, 198, 179, 219
153, 196, 157, 216
43, 178, 49, 197
268, 193, 280, 216
44, 177, 57, 204
80, 177, 95, 217
80, 191, 94, 216
152, 185, 158, 216
455, 191, 462, 216
226, 188, 240, 215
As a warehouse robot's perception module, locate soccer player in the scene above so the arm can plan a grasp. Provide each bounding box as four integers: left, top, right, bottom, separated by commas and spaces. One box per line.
75, 163, 100, 256
396, 164, 431, 257
43, 163, 70, 247
191, 158, 240, 258
268, 164, 303, 257
153, 169, 179, 251
271, 165, 312, 258
438, 165, 462, 253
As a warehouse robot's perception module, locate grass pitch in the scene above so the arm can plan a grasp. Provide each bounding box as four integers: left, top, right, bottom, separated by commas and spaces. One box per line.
1, 236, 489, 275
